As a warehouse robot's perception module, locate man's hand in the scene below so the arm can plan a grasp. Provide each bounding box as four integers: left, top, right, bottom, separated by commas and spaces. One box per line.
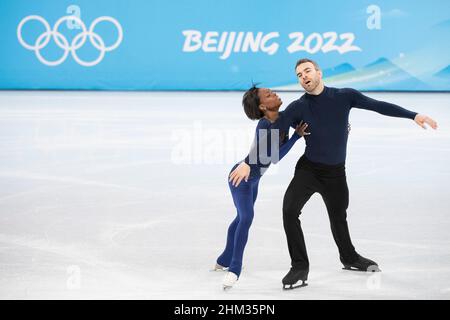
295, 121, 310, 136
229, 162, 251, 187
414, 114, 438, 130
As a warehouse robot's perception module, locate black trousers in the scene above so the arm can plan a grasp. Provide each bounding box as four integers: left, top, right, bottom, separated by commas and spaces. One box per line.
283, 155, 358, 270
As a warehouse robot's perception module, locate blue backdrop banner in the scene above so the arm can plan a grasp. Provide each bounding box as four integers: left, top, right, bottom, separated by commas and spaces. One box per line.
1, 0, 449, 91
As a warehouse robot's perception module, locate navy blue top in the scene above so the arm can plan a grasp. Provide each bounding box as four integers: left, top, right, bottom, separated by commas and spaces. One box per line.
277, 87, 417, 165
243, 111, 301, 177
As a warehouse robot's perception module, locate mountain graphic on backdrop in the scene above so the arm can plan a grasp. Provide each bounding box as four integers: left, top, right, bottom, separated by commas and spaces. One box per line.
364, 57, 395, 68
323, 63, 355, 78
434, 65, 450, 78
362, 57, 430, 90
322, 57, 431, 90
433, 19, 450, 29
276, 57, 435, 91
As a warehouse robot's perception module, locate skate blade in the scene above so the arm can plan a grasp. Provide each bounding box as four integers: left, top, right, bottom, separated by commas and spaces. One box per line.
210, 266, 229, 272
210, 268, 228, 272
223, 285, 233, 291
342, 266, 381, 272
282, 282, 308, 290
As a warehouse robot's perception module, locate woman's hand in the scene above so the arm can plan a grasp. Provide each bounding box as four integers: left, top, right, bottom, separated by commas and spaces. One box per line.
295, 121, 310, 136
229, 162, 251, 187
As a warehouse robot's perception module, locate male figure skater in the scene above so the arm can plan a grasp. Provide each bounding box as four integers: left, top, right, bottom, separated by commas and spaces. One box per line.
230, 58, 438, 289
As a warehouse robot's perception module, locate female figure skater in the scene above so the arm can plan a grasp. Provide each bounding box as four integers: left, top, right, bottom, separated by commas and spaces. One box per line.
214, 86, 309, 289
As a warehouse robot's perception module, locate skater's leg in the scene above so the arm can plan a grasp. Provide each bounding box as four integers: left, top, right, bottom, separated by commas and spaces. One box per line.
216, 215, 239, 268
216, 178, 249, 267
252, 178, 259, 204
320, 175, 358, 263
282, 168, 318, 270
227, 178, 259, 277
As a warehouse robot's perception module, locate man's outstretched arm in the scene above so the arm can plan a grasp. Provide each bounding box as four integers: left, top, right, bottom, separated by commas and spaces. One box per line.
348, 88, 438, 129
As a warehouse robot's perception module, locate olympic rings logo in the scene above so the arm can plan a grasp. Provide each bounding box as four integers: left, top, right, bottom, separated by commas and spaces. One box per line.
17, 15, 123, 67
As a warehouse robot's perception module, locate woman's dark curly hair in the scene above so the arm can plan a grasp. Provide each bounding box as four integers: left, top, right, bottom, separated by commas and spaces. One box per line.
242, 85, 264, 120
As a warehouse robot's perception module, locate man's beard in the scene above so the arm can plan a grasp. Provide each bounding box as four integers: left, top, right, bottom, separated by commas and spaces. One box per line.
303, 78, 318, 92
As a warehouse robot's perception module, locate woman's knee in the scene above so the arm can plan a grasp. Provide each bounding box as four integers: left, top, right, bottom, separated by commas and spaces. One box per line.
239, 213, 254, 227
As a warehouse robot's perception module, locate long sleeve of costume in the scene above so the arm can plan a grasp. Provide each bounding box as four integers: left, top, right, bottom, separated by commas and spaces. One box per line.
276, 100, 304, 130
277, 130, 300, 163
244, 117, 300, 169
346, 88, 417, 120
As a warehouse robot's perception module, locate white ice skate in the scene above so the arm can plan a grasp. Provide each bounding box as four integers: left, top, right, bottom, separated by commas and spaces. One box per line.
211, 263, 228, 272
222, 271, 238, 290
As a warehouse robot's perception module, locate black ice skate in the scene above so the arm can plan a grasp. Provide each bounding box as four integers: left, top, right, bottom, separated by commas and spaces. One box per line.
341, 254, 381, 272
282, 267, 308, 290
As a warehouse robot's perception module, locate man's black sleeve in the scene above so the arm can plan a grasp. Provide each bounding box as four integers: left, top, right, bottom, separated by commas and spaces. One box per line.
346, 88, 417, 120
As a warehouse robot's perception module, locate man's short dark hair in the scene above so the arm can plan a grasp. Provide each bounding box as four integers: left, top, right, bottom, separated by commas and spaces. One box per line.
295, 58, 320, 71
242, 85, 264, 120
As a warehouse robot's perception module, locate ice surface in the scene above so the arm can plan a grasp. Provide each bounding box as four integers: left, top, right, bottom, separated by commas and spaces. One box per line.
0, 90, 449, 299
